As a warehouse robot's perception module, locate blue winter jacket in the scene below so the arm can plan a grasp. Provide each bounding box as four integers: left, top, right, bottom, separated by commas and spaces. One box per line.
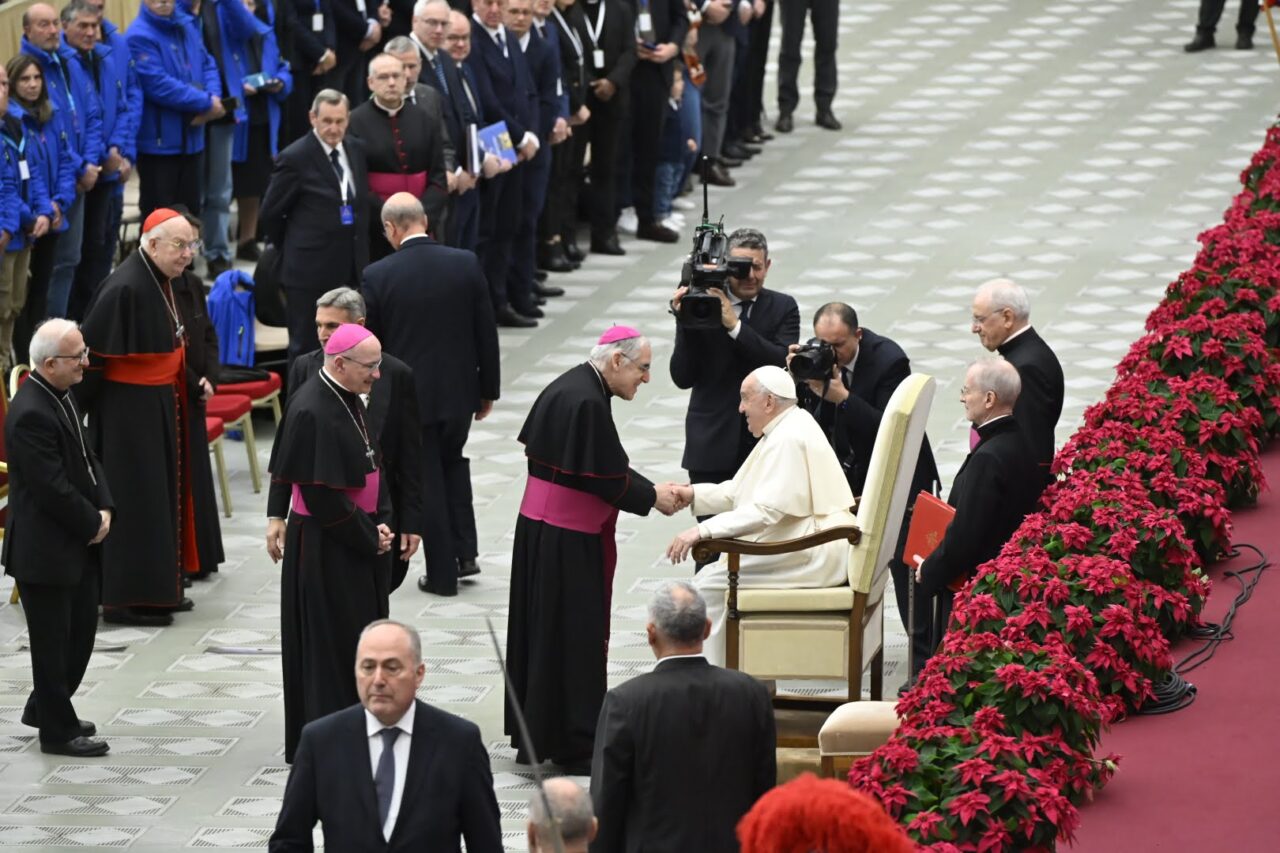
127, 3, 220, 156
0, 110, 54, 251
19, 36, 105, 180
7, 102, 74, 235
65, 18, 143, 184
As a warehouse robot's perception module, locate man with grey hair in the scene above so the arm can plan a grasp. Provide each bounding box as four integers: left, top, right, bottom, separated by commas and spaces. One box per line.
506, 327, 686, 775
266, 285, 423, 601
77, 208, 203, 626
971, 278, 1063, 485
4, 319, 113, 757
913, 359, 1041, 660
261, 88, 370, 360
527, 778, 597, 852
590, 581, 775, 850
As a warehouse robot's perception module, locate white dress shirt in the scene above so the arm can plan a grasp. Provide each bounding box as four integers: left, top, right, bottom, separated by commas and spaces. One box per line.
366, 702, 415, 842
313, 131, 355, 202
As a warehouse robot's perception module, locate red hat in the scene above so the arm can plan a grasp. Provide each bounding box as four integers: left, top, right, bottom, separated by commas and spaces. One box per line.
142, 208, 184, 233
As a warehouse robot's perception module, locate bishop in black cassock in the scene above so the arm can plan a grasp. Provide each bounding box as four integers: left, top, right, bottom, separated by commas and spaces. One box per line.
267, 324, 395, 763
506, 328, 680, 773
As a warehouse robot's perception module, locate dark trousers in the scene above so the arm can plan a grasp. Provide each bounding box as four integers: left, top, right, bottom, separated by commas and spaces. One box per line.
70, 182, 123, 321
448, 188, 480, 252
20, 570, 100, 743
574, 94, 625, 240
508, 147, 551, 311
284, 285, 322, 362
420, 415, 477, 591
698, 24, 736, 160
734, 4, 774, 131
629, 63, 670, 228
539, 139, 574, 244
926, 588, 954, 670
777, 0, 839, 115
325, 49, 365, 107
890, 558, 935, 680
1197, 0, 1260, 33
477, 170, 522, 309
137, 151, 205, 220
13, 233, 59, 364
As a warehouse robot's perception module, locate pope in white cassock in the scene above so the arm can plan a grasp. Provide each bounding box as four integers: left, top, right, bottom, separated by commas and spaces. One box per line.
666, 365, 856, 666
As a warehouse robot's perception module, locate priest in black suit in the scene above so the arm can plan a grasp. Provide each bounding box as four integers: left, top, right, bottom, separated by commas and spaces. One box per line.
270, 619, 504, 852
791, 302, 940, 677
668, 228, 800, 491
916, 359, 1041, 657
267, 287, 424, 603
261, 89, 371, 360
362, 193, 500, 596
590, 581, 775, 852
267, 324, 396, 763
3, 320, 113, 757
971, 278, 1064, 489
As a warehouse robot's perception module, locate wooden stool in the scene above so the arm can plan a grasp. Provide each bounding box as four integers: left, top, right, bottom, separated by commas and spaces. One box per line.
817, 701, 900, 778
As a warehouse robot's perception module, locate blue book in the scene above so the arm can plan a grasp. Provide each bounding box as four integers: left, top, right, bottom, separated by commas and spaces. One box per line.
478, 121, 517, 164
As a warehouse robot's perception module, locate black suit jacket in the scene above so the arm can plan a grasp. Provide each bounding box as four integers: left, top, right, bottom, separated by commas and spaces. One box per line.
288, 0, 336, 69
669, 289, 800, 472
2, 376, 113, 586
574, 0, 636, 87
524, 24, 560, 139
261, 132, 371, 294
414, 41, 475, 162
547, 5, 586, 112
589, 657, 775, 853
997, 326, 1064, 479
919, 416, 1041, 594
361, 237, 500, 421
269, 700, 503, 853
467, 19, 536, 143
800, 328, 941, 498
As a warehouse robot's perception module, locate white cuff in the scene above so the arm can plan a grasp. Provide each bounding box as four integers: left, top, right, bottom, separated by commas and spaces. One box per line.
364, 21, 378, 39
727, 320, 742, 339
520, 131, 540, 152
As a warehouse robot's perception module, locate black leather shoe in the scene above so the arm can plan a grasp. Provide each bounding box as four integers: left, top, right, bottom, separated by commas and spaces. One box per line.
102, 608, 173, 627
41, 736, 109, 757
636, 222, 680, 243
458, 558, 480, 579
702, 163, 736, 187
562, 236, 586, 262
182, 576, 192, 588
206, 258, 232, 279
515, 303, 544, 319
717, 153, 744, 168
750, 124, 775, 142
775, 112, 794, 133
155, 597, 195, 613
816, 110, 843, 131
537, 243, 575, 273
722, 142, 756, 161
534, 270, 547, 283
21, 712, 95, 738
534, 282, 565, 298
590, 234, 625, 255
235, 242, 261, 262
1237, 31, 1254, 49
535, 295, 547, 306
417, 575, 458, 596
1184, 32, 1215, 52
496, 305, 537, 328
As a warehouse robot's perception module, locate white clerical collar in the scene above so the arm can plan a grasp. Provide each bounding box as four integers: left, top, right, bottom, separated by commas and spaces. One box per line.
653, 653, 706, 671
976, 413, 1012, 430
373, 96, 405, 117
313, 131, 344, 158
1003, 324, 1031, 345
364, 701, 415, 738
760, 404, 797, 438
400, 233, 430, 245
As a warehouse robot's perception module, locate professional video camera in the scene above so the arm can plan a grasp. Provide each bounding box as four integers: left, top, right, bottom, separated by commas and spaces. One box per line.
789, 339, 837, 381
676, 158, 753, 330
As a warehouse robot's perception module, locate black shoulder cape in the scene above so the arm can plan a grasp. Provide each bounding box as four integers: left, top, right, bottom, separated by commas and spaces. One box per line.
518, 362, 629, 477
268, 370, 381, 490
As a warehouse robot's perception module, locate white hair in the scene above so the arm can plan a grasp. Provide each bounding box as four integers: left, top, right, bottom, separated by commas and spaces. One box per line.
414, 0, 449, 16
589, 335, 648, 369
140, 216, 188, 251
967, 358, 1021, 406
30, 318, 80, 365
976, 278, 1031, 322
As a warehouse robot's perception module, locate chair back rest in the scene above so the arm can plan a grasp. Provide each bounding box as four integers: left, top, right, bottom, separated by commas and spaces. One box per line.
848, 374, 935, 592
8, 365, 30, 401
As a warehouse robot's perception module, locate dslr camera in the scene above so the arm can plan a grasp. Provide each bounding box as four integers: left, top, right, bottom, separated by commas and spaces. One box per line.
675, 159, 753, 331
789, 338, 837, 381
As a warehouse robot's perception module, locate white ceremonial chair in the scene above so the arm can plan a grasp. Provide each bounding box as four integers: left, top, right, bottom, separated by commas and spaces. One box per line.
694, 374, 936, 705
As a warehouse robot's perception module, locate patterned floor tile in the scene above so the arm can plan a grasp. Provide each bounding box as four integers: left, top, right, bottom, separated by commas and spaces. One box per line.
106, 737, 238, 758
0, 826, 147, 847
42, 766, 207, 787
5, 794, 176, 817
108, 709, 266, 729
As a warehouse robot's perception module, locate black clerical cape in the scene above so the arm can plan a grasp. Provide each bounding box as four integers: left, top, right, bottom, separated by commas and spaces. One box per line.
267, 369, 391, 763
77, 250, 198, 609
506, 363, 656, 765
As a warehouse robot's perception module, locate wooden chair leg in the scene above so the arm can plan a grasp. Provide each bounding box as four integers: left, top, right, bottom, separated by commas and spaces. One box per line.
870, 647, 884, 701
237, 414, 262, 493
8, 580, 19, 605
211, 436, 232, 517
820, 755, 835, 778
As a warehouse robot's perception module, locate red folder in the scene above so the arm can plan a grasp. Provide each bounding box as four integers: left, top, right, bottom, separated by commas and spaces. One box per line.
905, 491, 962, 592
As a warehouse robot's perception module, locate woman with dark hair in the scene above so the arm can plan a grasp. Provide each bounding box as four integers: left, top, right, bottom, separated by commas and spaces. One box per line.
5, 54, 75, 366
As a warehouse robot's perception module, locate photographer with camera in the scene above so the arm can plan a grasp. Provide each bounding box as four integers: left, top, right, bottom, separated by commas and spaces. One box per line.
788, 302, 939, 682
669, 227, 799, 525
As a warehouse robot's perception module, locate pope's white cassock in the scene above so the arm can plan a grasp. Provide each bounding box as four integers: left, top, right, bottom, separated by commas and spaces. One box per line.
692, 404, 856, 666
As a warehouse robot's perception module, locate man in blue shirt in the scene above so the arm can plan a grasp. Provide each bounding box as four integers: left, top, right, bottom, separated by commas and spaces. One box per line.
21, 3, 104, 321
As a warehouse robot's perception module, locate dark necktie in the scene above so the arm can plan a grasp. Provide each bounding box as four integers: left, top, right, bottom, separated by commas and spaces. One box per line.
429, 55, 449, 94
842, 367, 853, 388
536, 21, 546, 38
739, 299, 754, 321
329, 148, 348, 203
374, 728, 400, 827
496, 28, 508, 57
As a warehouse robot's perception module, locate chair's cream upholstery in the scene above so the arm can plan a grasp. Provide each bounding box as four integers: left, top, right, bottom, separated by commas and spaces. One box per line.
733, 374, 936, 697
819, 701, 900, 757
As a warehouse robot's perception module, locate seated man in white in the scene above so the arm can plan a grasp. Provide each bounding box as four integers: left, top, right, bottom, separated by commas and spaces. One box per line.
666, 366, 856, 666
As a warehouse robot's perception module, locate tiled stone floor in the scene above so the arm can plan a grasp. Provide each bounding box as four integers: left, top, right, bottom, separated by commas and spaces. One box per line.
2, 0, 1278, 847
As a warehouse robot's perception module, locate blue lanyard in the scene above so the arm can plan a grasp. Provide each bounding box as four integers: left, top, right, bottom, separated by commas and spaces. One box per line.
2, 133, 26, 158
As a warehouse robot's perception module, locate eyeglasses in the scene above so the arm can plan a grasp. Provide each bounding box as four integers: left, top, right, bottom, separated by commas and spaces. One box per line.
163, 238, 203, 254
52, 348, 90, 362
419, 16, 449, 27
971, 312, 993, 325
621, 352, 651, 374
343, 356, 383, 372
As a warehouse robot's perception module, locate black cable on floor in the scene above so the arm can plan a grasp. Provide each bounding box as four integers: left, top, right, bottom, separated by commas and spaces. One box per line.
1136, 543, 1270, 716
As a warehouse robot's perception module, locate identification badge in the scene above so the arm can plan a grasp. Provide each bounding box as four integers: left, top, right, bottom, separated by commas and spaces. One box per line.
592, 48, 605, 69
18, 160, 29, 181
340, 204, 354, 226
312, 12, 324, 31
639, 12, 652, 31
556, 79, 563, 97
356, 0, 366, 12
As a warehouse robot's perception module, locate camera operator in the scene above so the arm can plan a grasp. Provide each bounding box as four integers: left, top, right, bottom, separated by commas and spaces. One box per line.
788, 302, 939, 683
669, 228, 800, 520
